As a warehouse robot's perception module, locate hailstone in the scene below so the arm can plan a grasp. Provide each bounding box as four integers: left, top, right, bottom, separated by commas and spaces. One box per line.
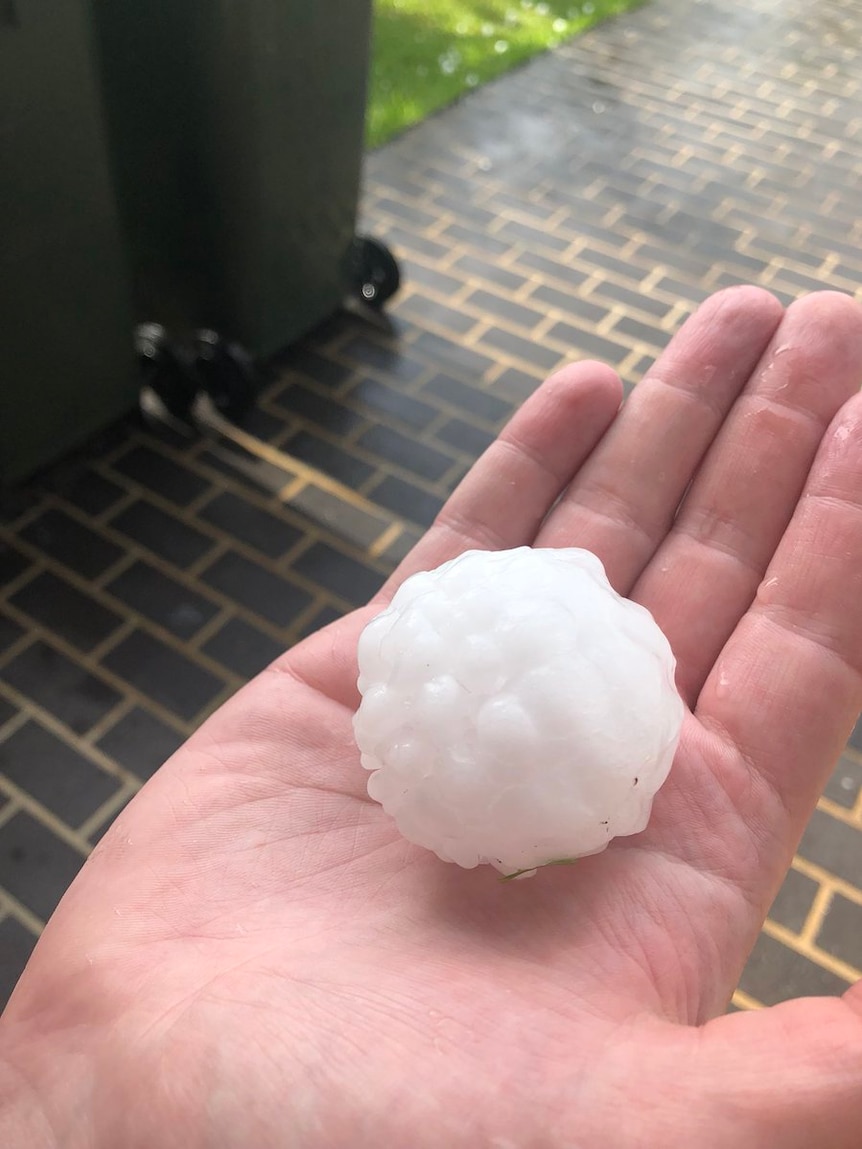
353, 547, 684, 878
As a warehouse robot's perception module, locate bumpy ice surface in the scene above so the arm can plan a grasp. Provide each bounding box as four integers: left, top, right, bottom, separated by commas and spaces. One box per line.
354, 547, 684, 877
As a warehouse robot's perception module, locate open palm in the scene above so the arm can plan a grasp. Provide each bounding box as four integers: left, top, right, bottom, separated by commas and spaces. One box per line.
3, 287, 862, 1149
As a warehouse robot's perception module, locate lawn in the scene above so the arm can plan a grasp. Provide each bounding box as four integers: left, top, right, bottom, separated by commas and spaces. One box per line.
368, 0, 644, 147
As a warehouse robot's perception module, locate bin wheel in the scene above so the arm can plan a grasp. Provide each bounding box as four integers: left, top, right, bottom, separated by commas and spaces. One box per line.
351, 235, 401, 308
135, 323, 197, 419
194, 330, 259, 422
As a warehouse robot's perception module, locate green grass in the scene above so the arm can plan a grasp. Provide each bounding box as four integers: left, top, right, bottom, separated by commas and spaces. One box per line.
368, 0, 644, 148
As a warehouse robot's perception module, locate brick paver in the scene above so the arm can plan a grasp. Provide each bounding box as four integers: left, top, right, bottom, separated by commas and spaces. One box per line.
2, 0, 861, 1010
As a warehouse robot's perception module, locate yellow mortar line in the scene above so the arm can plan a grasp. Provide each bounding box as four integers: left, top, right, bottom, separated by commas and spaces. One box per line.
367, 522, 405, 561
77, 784, 140, 844
455, 294, 546, 339
0, 777, 90, 855
640, 265, 666, 294
403, 309, 485, 350
276, 475, 309, 501
791, 856, 862, 907
185, 606, 237, 655
154, 404, 413, 574
731, 989, 764, 1011
194, 400, 405, 545
87, 619, 139, 667
439, 458, 471, 490
0, 888, 46, 935
421, 410, 455, 442
760, 918, 860, 984
0, 554, 46, 603
597, 304, 624, 338
0, 496, 51, 536
530, 315, 558, 344
619, 349, 647, 381
815, 794, 862, 829
798, 884, 834, 948
0, 577, 244, 715
0, 656, 197, 757
0, 798, 21, 831
92, 487, 138, 527
89, 549, 139, 594
0, 487, 229, 590
82, 695, 139, 747
0, 626, 34, 674
0, 709, 33, 747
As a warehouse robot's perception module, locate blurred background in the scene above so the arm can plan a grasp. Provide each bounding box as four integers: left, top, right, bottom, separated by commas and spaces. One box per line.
1, 0, 860, 1012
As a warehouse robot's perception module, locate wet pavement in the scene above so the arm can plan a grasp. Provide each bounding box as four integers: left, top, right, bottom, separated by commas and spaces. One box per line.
2, 0, 861, 1010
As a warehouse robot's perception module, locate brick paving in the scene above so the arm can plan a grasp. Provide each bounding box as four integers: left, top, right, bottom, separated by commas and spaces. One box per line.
2, 0, 862, 1010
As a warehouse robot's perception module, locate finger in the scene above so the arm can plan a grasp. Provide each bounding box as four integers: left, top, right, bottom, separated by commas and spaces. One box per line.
617, 999, 862, 1148
693, 998, 862, 1148
376, 359, 623, 599
700, 391, 862, 838
633, 291, 862, 705
537, 286, 784, 592
284, 362, 622, 706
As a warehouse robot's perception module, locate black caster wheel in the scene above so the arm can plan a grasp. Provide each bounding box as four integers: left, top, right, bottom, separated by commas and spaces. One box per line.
350, 234, 401, 309
193, 330, 259, 422
135, 323, 197, 419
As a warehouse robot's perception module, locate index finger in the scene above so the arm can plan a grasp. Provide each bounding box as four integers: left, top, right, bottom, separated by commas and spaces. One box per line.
537, 286, 784, 592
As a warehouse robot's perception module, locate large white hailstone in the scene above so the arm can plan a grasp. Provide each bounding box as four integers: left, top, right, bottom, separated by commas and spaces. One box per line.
354, 547, 684, 878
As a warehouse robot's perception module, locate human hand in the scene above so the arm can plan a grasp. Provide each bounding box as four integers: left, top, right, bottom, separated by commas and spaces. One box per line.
2, 287, 862, 1148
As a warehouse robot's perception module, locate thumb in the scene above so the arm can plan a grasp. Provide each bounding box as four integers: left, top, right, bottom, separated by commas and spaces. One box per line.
689, 988, 862, 1148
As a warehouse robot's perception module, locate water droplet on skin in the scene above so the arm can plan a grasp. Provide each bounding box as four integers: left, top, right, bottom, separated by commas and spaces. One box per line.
760, 575, 779, 601
762, 344, 794, 386
715, 668, 731, 699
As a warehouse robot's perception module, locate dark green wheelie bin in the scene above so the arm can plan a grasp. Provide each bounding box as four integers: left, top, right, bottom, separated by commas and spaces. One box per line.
90, 1, 397, 366
0, 1, 136, 484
